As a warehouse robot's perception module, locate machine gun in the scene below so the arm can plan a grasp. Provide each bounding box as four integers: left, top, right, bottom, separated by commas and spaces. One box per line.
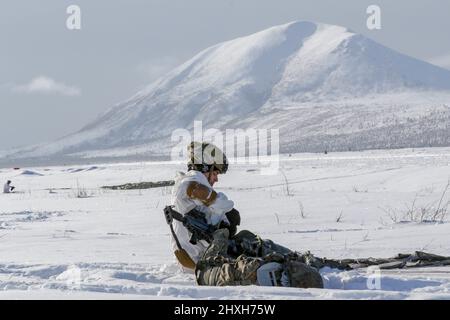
164, 205, 217, 244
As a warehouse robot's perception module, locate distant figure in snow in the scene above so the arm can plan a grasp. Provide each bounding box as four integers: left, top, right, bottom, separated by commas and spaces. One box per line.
3, 180, 15, 193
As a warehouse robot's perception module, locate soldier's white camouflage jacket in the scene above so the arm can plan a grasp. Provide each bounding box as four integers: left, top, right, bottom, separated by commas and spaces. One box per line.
170, 170, 234, 269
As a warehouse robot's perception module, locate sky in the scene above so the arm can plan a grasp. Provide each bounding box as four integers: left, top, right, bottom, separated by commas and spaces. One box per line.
1, 0, 450, 151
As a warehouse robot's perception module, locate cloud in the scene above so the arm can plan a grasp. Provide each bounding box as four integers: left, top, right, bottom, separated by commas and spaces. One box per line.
428, 54, 450, 70
136, 57, 182, 81
13, 76, 81, 96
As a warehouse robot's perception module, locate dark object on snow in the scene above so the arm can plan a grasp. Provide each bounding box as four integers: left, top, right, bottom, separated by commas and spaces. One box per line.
21, 170, 44, 176
298, 251, 450, 270
3, 180, 15, 193
102, 180, 174, 190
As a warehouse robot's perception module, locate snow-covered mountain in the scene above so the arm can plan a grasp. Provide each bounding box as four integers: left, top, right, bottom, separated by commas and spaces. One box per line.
3, 21, 450, 165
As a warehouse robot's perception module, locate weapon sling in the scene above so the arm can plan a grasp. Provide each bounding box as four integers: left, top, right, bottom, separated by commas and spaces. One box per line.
164, 206, 196, 270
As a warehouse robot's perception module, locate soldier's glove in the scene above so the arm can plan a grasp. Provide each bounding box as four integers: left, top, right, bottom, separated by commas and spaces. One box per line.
220, 208, 241, 238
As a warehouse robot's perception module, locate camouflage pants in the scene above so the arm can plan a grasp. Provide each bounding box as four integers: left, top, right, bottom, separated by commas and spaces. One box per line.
195, 229, 260, 286
195, 229, 293, 286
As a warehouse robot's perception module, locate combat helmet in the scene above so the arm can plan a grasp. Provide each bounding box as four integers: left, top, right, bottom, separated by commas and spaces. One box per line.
187, 141, 228, 174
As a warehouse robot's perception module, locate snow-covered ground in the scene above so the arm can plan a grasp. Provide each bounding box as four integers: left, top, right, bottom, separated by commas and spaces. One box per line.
0, 147, 449, 299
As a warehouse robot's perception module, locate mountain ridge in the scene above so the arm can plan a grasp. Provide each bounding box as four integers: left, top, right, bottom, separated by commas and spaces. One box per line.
2, 20, 450, 166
